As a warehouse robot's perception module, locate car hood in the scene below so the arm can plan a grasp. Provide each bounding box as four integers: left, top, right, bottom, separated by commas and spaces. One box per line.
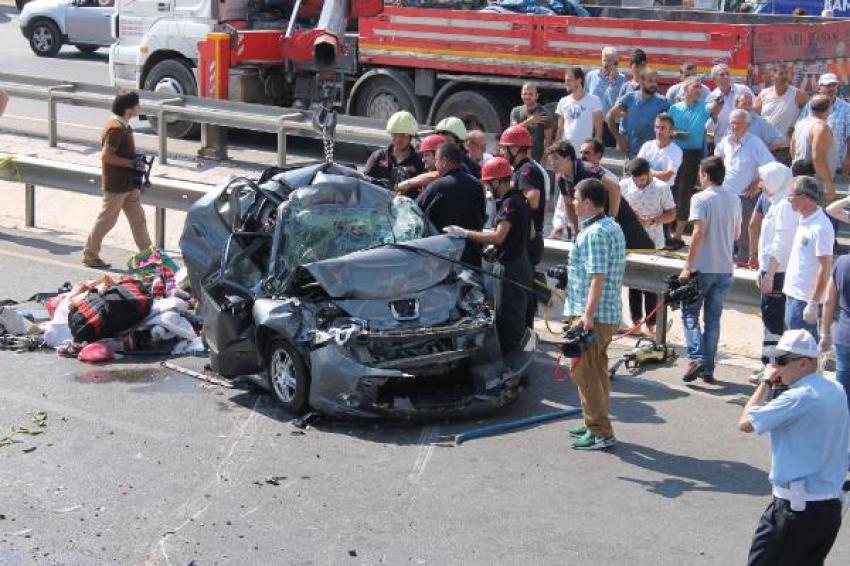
300, 235, 465, 300
23, 0, 73, 15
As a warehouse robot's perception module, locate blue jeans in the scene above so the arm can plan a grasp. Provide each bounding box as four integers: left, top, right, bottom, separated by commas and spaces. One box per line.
784, 296, 819, 342
681, 273, 732, 373
833, 344, 850, 411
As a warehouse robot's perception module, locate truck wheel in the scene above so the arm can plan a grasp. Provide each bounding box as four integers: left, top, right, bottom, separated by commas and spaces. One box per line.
353, 76, 416, 122
75, 44, 99, 55
144, 59, 200, 139
266, 338, 310, 414
434, 90, 508, 134
28, 20, 62, 57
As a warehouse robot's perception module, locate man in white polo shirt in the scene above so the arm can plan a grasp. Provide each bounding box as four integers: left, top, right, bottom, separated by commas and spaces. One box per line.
783, 176, 835, 341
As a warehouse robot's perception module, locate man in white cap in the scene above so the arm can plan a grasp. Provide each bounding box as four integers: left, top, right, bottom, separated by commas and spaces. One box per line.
739, 328, 848, 566
797, 73, 850, 176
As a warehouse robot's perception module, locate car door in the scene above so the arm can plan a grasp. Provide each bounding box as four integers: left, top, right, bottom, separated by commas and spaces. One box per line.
65, 0, 114, 46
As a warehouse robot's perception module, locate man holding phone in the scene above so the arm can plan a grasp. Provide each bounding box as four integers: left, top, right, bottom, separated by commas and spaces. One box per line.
739, 329, 849, 566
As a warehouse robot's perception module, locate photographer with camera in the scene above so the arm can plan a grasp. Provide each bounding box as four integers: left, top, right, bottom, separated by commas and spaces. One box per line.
82, 92, 152, 269
678, 156, 742, 383
738, 329, 848, 566
562, 178, 625, 450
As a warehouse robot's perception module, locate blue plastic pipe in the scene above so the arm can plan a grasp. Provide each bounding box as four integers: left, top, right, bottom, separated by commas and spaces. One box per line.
454, 407, 583, 445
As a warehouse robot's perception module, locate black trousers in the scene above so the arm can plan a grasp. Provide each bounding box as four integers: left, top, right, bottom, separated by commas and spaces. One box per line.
759, 271, 786, 356
498, 253, 532, 354
628, 289, 658, 325
747, 497, 842, 566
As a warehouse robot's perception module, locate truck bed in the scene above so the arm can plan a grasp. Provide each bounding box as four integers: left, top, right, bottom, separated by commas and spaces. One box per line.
359, 5, 850, 91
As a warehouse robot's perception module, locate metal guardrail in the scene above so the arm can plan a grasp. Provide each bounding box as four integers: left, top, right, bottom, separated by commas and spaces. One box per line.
0, 72, 390, 167
0, 154, 763, 344
0, 154, 209, 248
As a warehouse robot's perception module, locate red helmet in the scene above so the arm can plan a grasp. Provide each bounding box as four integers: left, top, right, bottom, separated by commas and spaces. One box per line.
419, 134, 446, 153
499, 125, 533, 148
480, 157, 513, 181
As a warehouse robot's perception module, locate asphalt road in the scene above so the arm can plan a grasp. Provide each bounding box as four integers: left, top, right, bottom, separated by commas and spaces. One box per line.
0, 226, 848, 565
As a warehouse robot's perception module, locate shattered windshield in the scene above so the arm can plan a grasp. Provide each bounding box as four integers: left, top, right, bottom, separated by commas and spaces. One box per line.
272, 185, 431, 287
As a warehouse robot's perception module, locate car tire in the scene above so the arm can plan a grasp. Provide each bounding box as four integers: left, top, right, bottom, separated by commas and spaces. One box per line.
265, 338, 311, 414
75, 44, 99, 55
143, 59, 200, 139
28, 20, 62, 58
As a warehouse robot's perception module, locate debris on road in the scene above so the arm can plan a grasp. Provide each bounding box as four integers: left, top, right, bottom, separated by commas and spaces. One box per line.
454, 407, 582, 445
161, 361, 234, 388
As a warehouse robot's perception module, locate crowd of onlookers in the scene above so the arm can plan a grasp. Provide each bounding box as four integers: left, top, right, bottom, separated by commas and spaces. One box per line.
363, 45, 850, 399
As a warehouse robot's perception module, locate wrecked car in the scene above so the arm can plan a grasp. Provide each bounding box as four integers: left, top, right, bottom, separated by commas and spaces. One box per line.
179, 163, 536, 419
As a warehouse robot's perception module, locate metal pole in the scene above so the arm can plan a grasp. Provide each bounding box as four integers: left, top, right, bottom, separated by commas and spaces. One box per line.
47, 96, 58, 147
157, 109, 169, 165
277, 121, 287, 166
24, 183, 35, 227
154, 207, 166, 249
656, 298, 668, 346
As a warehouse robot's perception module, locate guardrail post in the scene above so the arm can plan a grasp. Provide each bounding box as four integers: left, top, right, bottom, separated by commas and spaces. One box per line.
655, 298, 667, 346
46, 85, 75, 148
154, 207, 166, 249
277, 118, 287, 166
24, 183, 35, 228
155, 97, 184, 166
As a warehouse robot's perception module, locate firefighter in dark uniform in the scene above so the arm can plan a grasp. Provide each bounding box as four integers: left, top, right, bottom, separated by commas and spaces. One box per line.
416, 142, 486, 266
435, 116, 483, 179
363, 111, 425, 191
444, 157, 532, 353
499, 124, 548, 326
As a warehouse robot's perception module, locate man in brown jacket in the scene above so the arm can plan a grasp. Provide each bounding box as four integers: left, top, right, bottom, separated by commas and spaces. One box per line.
83, 92, 152, 268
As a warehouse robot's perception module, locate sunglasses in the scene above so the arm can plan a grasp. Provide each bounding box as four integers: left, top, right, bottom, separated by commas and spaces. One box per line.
760, 355, 802, 366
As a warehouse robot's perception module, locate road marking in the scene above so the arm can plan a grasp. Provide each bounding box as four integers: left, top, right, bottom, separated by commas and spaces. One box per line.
408, 425, 438, 485
151, 395, 265, 565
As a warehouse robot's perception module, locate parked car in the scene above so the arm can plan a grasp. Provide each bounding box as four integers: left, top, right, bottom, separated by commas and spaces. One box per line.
180, 162, 536, 419
20, 0, 114, 57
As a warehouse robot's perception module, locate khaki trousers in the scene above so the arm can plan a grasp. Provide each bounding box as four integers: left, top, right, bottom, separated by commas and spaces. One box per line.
83, 189, 152, 262
571, 322, 616, 438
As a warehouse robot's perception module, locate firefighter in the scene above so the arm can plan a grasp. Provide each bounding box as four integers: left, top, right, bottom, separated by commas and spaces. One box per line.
499, 124, 549, 263
416, 142, 486, 267
364, 110, 425, 190
443, 157, 532, 353
395, 134, 445, 198
435, 116, 482, 178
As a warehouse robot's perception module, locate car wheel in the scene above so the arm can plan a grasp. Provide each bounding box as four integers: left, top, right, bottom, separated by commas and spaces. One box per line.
143, 59, 200, 139
75, 44, 99, 55
28, 20, 62, 58
265, 338, 310, 414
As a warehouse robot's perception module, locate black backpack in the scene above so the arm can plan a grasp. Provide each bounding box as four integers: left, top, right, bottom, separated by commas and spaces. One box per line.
68, 278, 152, 343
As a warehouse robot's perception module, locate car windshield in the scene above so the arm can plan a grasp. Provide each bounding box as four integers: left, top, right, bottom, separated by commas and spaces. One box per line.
271, 176, 432, 287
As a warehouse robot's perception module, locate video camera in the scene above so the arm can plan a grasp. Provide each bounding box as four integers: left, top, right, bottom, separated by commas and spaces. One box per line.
129, 154, 155, 190
547, 264, 568, 290
561, 325, 595, 358
663, 272, 701, 311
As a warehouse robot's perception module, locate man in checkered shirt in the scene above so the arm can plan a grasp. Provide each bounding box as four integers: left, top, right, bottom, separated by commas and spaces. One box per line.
563, 178, 626, 450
